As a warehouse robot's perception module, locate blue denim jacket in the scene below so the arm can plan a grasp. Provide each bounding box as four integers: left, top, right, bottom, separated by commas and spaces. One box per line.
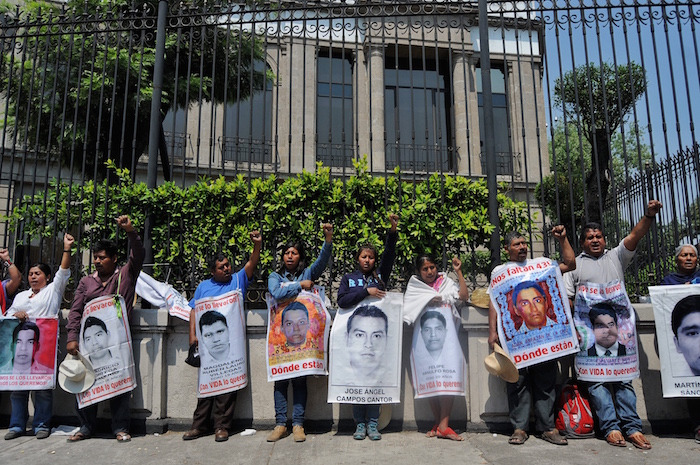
267, 241, 333, 301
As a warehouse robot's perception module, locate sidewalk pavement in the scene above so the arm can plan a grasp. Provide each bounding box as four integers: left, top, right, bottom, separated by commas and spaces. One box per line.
1, 428, 698, 465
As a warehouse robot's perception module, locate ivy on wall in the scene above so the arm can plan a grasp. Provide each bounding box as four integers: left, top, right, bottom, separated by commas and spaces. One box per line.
5, 158, 535, 292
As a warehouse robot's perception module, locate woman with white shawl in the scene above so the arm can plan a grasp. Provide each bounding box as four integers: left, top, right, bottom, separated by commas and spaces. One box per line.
404, 254, 469, 441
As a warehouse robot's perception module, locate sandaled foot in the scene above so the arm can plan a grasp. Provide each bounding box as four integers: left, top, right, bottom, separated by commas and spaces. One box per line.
541, 429, 568, 446
627, 432, 651, 450
508, 429, 528, 445
426, 424, 438, 438
606, 430, 626, 447
437, 426, 464, 441
116, 432, 131, 443
67, 432, 90, 443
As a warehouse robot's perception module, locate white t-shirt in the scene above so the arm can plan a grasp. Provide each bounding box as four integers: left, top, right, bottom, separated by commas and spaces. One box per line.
7, 267, 71, 318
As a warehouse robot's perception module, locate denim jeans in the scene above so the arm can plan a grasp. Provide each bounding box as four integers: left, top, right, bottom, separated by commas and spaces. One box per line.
507, 360, 557, 432
9, 390, 53, 433
76, 391, 131, 436
273, 376, 307, 426
352, 404, 380, 425
586, 381, 642, 436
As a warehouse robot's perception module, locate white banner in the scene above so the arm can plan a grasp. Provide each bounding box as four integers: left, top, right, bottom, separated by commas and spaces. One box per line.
195, 290, 248, 398
409, 303, 465, 398
0, 317, 58, 390
573, 281, 639, 382
328, 293, 403, 404
489, 258, 579, 368
77, 295, 137, 408
136, 271, 192, 321
265, 290, 330, 381
649, 284, 700, 397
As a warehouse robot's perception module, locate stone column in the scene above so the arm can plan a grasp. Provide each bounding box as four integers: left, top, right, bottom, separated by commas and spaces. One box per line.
367, 44, 385, 172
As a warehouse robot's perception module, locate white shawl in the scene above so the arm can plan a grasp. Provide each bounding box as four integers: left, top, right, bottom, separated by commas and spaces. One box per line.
403, 273, 461, 324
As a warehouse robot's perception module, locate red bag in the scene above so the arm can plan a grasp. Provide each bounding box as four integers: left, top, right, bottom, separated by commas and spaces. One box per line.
555, 381, 595, 438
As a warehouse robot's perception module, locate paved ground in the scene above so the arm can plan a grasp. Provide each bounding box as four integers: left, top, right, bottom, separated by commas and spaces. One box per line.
1, 428, 698, 464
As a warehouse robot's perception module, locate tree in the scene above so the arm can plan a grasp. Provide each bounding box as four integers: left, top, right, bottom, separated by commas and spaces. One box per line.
553, 61, 647, 223
0, 0, 271, 178
536, 120, 651, 233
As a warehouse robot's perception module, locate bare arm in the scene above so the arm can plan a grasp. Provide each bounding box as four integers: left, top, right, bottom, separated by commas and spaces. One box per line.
60, 233, 75, 270
244, 231, 262, 280
488, 301, 499, 350
551, 225, 576, 273
452, 256, 469, 301
623, 200, 662, 251
0, 248, 22, 296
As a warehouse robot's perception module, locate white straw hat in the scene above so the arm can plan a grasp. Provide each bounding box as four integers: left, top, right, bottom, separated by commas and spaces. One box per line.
484, 343, 519, 383
58, 352, 96, 394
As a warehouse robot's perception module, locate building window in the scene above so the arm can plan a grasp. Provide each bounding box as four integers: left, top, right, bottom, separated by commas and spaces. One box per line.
477, 65, 513, 175
221, 60, 273, 165
161, 108, 192, 164
384, 50, 453, 172
316, 49, 354, 168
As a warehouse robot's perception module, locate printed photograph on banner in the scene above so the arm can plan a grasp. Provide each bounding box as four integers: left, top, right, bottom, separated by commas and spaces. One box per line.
649, 285, 700, 397
489, 257, 579, 368
573, 281, 639, 382
195, 290, 248, 398
77, 295, 136, 408
0, 318, 58, 390
410, 303, 465, 399
327, 293, 403, 404
266, 290, 330, 382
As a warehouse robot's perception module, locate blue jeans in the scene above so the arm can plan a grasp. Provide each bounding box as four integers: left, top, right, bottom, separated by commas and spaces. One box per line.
586, 381, 642, 436
273, 376, 307, 426
9, 390, 53, 433
352, 404, 380, 425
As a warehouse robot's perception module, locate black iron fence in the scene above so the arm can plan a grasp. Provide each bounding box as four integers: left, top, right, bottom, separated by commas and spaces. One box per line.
1, 0, 700, 302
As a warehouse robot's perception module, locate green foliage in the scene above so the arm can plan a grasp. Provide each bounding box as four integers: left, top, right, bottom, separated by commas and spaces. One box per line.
5, 158, 534, 292
0, 0, 270, 178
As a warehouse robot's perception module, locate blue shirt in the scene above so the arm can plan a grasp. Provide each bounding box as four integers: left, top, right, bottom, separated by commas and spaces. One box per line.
189, 268, 250, 307
267, 241, 333, 301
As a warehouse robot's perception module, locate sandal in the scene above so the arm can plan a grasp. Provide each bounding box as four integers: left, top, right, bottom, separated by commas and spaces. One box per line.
541, 429, 568, 445
426, 424, 438, 438
605, 430, 626, 447
627, 432, 651, 450
67, 432, 90, 443
116, 431, 132, 443
508, 429, 528, 445
436, 426, 464, 441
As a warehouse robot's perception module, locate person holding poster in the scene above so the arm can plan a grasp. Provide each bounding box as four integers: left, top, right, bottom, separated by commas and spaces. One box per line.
403, 254, 468, 441
4, 233, 74, 440
336, 213, 399, 442
656, 249, 700, 444
0, 248, 22, 315
266, 223, 333, 443
564, 200, 661, 450
487, 226, 576, 446
182, 231, 261, 443
65, 215, 144, 443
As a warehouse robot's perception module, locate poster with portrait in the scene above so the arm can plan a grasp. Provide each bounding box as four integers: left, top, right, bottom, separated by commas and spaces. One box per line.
0, 317, 58, 390
489, 257, 579, 369
77, 295, 137, 408
649, 284, 700, 397
327, 293, 403, 404
573, 281, 639, 382
410, 303, 465, 399
195, 290, 248, 398
265, 290, 330, 382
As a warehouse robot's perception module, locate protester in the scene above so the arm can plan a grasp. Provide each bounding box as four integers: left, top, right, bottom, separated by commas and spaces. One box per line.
182, 231, 262, 443
65, 216, 144, 443
0, 247, 22, 315
564, 200, 661, 450
661, 244, 699, 285
661, 251, 700, 444
488, 226, 575, 446
337, 212, 399, 441
4, 233, 74, 440
404, 254, 468, 441
266, 224, 332, 443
